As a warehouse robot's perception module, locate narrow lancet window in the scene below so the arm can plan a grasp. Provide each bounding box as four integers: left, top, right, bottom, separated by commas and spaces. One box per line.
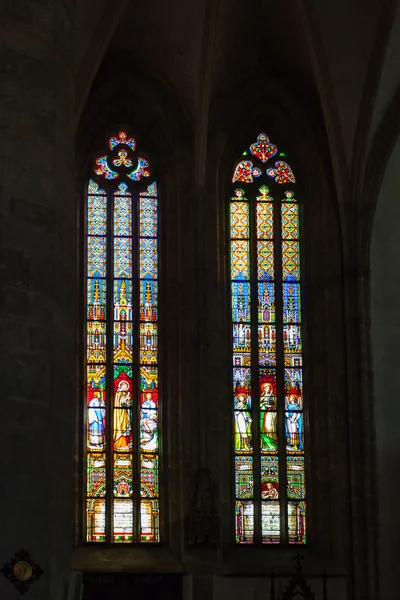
85, 131, 160, 543
230, 133, 306, 544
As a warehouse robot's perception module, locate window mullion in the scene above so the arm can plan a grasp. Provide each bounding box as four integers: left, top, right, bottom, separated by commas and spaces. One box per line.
132, 188, 140, 543
274, 189, 288, 544
250, 188, 261, 545
106, 182, 114, 543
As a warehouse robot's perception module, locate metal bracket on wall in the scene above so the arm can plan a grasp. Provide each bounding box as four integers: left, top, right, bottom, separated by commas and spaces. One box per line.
0, 548, 43, 595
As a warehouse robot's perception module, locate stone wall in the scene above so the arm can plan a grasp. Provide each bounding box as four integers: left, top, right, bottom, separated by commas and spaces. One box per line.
0, 2, 76, 599
370, 141, 400, 600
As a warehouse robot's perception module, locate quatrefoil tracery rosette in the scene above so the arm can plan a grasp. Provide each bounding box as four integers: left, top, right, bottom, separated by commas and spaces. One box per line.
232, 132, 296, 185
93, 131, 153, 185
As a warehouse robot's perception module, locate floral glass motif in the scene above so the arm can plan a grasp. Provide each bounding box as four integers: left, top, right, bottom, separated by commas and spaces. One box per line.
109, 131, 136, 151
250, 133, 277, 163
94, 131, 152, 183
230, 133, 305, 545
113, 150, 133, 168
267, 161, 296, 184
86, 132, 159, 544
233, 161, 262, 184
128, 157, 151, 181
95, 156, 118, 180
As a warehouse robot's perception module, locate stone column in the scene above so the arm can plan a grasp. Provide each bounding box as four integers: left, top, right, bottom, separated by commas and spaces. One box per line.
0, 3, 75, 599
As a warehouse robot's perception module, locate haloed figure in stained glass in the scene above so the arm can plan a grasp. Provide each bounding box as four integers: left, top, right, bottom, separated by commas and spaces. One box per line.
234, 392, 252, 451
140, 391, 158, 451
262, 481, 279, 500
260, 380, 278, 451
285, 388, 303, 451
88, 391, 106, 448
114, 380, 132, 450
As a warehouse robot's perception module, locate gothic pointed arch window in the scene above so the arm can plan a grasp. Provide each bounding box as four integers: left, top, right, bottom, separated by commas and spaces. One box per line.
85, 131, 160, 543
230, 133, 306, 545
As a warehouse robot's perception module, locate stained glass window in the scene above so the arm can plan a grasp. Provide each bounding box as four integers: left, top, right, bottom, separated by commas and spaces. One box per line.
85, 131, 160, 543
231, 133, 306, 545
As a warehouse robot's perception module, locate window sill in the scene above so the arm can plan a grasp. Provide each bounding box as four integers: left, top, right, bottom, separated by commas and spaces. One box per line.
72, 545, 184, 573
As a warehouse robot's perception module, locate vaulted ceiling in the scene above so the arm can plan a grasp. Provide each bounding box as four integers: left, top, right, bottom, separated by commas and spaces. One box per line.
76, 0, 400, 188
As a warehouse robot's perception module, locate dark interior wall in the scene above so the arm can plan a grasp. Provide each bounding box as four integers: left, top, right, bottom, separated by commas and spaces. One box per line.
0, 1, 76, 599
370, 140, 400, 599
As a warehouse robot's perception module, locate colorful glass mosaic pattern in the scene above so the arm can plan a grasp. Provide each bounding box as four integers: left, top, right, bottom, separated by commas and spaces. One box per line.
267, 161, 296, 184
139, 183, 159, 542
230, 133, 305, 545
282, 191, 305, 543
233, 161, 262, 184
93, 131, 152, 183
250, 133, 277, 163
85, 131, 159, 544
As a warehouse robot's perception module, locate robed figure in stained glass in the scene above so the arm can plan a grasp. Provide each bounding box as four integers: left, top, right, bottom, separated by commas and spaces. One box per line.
260, 381, 278, 451
234, 393, 252, 451
114, 380, 132, 450
140, 392, 158, 451
261, 481, 279, 499
285, 389, 303, 451
88, 391, 106, 448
